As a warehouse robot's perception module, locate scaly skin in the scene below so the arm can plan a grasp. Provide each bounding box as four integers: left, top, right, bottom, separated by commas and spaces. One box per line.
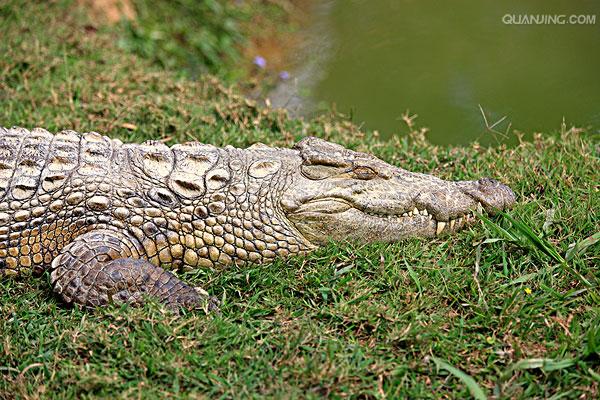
0, 127, 515, 311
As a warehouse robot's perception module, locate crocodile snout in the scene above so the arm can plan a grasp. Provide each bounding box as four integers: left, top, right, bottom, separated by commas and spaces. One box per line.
411, 177, 515, 224
465, 178, 516, 213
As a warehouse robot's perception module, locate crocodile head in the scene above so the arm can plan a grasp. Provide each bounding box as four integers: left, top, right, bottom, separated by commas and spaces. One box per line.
281, 137, 515, 245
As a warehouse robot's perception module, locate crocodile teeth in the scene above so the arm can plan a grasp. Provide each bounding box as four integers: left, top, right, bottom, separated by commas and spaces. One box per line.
436, 221, 446, 235
402, 213, 408, 217
428, 214, 433, 220
413, 207, 419, 215
449, 219, 455, 230
421, 209, 428, 216
458, 217, 463, 226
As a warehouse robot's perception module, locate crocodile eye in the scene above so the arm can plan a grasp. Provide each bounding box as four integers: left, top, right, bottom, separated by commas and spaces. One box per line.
352, 166, 377, 180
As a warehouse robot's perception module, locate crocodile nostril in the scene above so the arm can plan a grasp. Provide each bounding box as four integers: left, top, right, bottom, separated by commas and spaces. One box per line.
478, 177, 498, 188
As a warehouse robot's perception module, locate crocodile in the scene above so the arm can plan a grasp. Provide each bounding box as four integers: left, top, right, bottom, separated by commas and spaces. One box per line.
0, 127, 515, 311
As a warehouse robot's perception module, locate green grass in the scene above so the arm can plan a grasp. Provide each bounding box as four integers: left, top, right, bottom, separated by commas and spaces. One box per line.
1, 1, 599, 398
118, 0, 248, 80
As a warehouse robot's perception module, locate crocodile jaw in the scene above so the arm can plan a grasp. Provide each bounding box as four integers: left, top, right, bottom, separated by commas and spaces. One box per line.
282, 137, 516, 246
287, 199, 484, 245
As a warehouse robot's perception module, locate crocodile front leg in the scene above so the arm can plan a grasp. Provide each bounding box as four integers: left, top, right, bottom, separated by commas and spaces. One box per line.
50, 230, 219, 312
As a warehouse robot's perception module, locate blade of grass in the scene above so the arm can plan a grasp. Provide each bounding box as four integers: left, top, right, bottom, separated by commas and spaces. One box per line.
501, 358, 577, 381
432, 357, 488, 400
479, 212, 563, 263
500, 271, 544, 287
480, 212, 596, 288
500, 212, 564, 263
404, 260, 422, 295
566, 232, 600, 262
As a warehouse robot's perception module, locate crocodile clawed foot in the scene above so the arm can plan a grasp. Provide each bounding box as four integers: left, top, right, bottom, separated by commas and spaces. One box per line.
164, 289, 220, 315
193, 287, 221, 315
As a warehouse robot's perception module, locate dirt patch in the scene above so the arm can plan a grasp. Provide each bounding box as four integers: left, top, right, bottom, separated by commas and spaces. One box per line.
77, 0, 135, 24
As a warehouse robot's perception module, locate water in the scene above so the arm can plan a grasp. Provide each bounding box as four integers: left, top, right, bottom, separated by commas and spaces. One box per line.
276, 0, 600, 145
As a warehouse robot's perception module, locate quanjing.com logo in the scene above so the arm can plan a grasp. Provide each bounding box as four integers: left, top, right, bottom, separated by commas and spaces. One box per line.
502, 14, 596, 25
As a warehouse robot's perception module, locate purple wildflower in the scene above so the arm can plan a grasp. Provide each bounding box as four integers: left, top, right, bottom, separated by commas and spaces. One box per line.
279, 71, 290, 80
253, 56, 266, 69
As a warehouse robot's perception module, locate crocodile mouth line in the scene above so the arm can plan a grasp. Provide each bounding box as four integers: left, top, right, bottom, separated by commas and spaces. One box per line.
362, 206, 481, 236
294, 198, 486, 236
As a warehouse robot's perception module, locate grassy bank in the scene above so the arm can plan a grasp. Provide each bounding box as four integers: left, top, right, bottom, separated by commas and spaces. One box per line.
120, 0, 307, 86
1, 1, 599, 398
